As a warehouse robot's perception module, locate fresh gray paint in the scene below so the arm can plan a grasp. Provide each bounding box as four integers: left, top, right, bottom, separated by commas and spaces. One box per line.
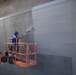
32, 0, 76, 75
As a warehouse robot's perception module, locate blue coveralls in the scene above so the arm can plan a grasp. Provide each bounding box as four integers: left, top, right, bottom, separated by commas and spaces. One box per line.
12, 35, 18, 43
11, 35, 19, 52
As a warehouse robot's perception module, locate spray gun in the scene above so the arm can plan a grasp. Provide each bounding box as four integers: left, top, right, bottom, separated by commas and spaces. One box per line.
24, 26, 35, 35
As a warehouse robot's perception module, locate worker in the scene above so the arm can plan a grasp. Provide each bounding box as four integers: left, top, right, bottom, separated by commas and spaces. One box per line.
12, 31, 25, 43
10, 31, 26, 52
9, 26, 34, 52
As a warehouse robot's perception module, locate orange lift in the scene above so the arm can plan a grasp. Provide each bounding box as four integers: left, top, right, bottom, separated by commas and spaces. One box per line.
0, 52, 3, 64
4, 42, 37, 67
0, 37, 37, 67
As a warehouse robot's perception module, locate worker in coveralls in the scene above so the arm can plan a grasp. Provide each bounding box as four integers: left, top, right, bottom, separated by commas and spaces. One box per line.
10, 31, 25, 52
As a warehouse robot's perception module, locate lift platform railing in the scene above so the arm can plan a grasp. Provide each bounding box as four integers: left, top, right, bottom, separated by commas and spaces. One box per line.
4, 42, 37, 67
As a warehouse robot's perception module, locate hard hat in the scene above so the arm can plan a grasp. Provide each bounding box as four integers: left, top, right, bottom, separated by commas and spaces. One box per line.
14, 31, 18, 35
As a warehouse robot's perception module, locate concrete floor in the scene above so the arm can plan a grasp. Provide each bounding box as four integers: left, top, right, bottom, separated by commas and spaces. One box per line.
0, 54, 72, 75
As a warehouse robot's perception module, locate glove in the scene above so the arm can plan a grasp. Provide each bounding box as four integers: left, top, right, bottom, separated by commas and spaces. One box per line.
23, 33, 26, 36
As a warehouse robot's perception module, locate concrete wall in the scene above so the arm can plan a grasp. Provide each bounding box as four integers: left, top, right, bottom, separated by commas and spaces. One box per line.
4, 11, 34, 43
0, 11, 34, 54
0, 20, 5, 53
0, 0, 53, 17
32, 0, 76, 75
